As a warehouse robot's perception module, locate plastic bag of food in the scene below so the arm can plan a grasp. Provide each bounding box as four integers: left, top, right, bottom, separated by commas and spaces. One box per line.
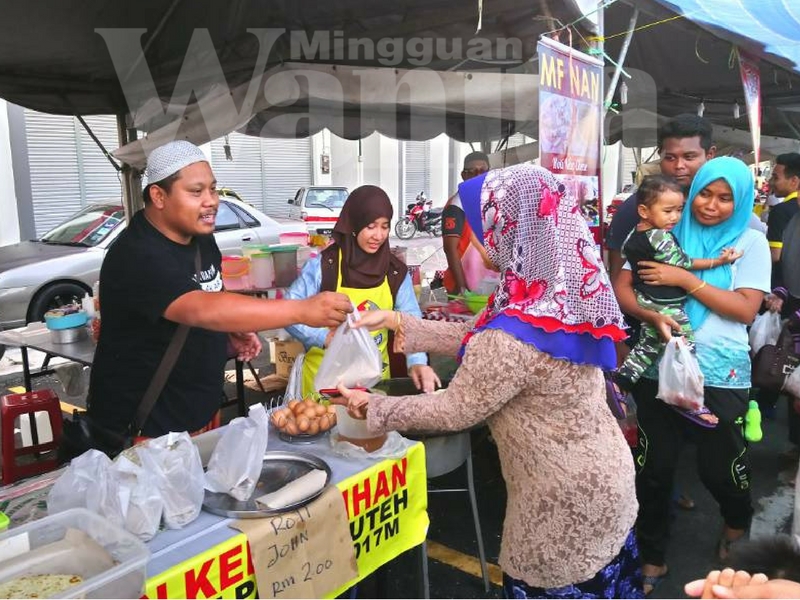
205, 404, 269, 501
657, 337, 705, 411
111, 453, 163, 541
137, 432, 205, 529
314, 307, 383, 392
47, 449, 124, 527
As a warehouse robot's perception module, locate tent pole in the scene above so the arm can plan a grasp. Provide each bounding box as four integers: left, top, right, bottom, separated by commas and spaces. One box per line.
603, 8, 638, 120
117, 114, 143, 222
76, 115, 121, 173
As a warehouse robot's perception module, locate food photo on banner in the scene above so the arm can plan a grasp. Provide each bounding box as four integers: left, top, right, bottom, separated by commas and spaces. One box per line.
537, 36, 603, 245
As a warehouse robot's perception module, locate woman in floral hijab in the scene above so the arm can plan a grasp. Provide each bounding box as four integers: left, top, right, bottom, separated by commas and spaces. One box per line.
334, 164, 643, 598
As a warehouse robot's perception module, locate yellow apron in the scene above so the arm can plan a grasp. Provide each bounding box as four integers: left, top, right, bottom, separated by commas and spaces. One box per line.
301, 265, 393, 397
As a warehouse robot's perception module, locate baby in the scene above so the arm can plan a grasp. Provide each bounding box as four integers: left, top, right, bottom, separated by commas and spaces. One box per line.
612, 175, 741, 427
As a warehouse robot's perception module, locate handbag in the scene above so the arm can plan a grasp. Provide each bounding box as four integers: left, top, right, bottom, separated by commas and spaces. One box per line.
59, 247, 201, 462
752, 322, 800, 393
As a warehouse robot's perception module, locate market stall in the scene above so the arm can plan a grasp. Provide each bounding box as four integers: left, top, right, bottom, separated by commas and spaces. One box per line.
0, 427, 429, 599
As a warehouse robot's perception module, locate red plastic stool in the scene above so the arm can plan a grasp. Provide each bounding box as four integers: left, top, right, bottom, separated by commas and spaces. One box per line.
1, 389, 63, 484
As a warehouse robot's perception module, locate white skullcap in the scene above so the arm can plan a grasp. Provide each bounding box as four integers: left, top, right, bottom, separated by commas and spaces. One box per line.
144, 141, 208, 185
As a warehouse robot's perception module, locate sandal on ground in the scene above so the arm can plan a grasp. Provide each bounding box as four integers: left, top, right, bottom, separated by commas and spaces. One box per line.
642, 567, 668, 597
669, 404, 718, 429
604, 373, 628, 420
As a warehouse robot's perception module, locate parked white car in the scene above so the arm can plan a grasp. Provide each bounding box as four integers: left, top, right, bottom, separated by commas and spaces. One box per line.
287, 186, 349, 234
0, 191, 305, 338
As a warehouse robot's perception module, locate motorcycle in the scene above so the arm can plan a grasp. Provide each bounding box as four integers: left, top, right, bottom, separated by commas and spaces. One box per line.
394, 192, 443, 239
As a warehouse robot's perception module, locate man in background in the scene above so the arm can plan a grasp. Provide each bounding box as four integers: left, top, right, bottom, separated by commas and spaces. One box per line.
759, 153, 800, 449
440, 151, 493, 294
606, 114, 717, 284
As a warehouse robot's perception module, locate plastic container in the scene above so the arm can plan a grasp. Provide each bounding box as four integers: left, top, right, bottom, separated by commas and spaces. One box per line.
242, 244, 271, 259
222, 256, 251, 290
44, 311, 88, 331
0, 508, 150, 598
334, 406, 387, 452
250, 252, 275, 289
464, 291, 489, 315
279, 232, 309, 246
270, 245, 299, 287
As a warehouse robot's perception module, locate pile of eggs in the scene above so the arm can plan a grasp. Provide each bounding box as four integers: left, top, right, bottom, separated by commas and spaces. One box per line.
271, 399, 337, 436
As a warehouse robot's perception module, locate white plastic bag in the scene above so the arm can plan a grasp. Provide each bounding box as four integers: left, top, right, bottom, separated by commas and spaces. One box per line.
138, 432, 205, 529
205, 404, 270, 501
47, 449, 124, 528
784, 363, 800, 398
285, 352, 305, 401
111, 454, 163, 541
657, 337, 705, 411
749, 311, 782, 355
314, 307, 383, 392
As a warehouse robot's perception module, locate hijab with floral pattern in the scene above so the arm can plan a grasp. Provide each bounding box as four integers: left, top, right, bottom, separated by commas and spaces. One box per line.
458, 164, 626, 369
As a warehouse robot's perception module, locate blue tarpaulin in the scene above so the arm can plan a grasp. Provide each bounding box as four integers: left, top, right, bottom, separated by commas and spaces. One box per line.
604, 0, 800, 144
654, 0, 800, 73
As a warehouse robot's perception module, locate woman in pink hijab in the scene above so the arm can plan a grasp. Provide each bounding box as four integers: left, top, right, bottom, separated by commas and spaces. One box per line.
333, 164, 642, 598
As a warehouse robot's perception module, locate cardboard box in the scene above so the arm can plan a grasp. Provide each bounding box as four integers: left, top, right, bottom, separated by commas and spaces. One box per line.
274, 339, 304, 378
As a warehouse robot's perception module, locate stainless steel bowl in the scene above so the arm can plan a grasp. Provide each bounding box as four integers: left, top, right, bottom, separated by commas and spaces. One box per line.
49, 326, 87, 344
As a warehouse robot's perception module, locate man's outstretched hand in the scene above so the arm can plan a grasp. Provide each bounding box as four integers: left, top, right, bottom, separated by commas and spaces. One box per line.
302, 292, 353, 327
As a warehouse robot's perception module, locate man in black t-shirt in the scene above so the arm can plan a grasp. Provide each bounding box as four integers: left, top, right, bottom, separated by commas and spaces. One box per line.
88, 141, 351, 440
760, 153, 800, 443
765, 153, 800, 294
440, 151, 491, 294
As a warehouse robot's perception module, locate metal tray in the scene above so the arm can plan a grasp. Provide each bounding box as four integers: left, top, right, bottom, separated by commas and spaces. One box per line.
202, 451, 332, 518
278, 429, 330, 444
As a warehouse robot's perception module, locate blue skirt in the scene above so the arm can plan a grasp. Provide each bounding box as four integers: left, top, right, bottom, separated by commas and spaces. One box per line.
502, 530, 644, 599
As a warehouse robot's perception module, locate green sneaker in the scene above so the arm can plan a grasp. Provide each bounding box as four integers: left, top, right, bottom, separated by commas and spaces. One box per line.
745, 400, 763, 443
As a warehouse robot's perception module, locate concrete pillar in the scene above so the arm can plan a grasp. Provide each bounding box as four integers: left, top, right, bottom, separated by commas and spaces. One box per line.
0, 100, 20, 246
429, 134, 450, 207
330, 132, 359, 190
311, 130, 332, 186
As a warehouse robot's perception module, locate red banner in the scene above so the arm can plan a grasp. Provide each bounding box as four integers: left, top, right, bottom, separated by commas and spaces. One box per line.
738, 50, 761, 166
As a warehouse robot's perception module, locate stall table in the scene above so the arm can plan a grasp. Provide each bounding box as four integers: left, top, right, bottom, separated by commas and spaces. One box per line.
0, 431, 429, 599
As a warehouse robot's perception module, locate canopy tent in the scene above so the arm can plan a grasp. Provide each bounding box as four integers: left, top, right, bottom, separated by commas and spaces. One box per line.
112, 0, 800, 164
0, 0, 587, 128
607, 108, 800, 160
113, 63, 540, 169
0, 0, 592, 213
604, 0, 800, 144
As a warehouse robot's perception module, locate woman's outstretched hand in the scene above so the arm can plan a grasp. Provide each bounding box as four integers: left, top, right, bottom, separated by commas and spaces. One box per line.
409, 364, 442, 393
349, 310, 397, 332
330, 382, 371, 419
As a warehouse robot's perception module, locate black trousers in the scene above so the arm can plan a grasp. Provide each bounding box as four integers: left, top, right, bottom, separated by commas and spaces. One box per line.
632, 378, 753, 566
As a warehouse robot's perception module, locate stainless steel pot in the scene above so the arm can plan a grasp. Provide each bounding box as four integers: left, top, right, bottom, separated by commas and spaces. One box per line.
49, 326, 87, 344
